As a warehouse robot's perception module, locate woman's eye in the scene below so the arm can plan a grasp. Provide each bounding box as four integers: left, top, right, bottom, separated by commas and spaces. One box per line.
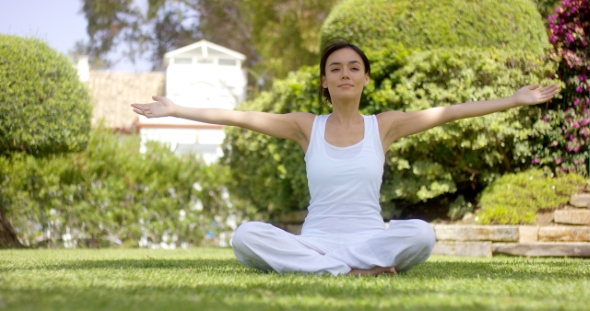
331, 69, 339, 72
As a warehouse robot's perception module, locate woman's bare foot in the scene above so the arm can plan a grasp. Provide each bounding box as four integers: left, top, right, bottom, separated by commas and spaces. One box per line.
347, 266, 397, 276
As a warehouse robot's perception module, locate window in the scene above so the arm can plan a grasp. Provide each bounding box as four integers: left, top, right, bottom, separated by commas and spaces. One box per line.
219, 59, 236, 66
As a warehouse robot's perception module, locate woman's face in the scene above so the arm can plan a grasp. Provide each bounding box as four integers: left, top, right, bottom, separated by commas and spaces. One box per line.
321, 47, 370, 103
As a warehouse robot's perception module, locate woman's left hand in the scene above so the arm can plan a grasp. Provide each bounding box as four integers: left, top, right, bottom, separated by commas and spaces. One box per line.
512, 84, 560, 106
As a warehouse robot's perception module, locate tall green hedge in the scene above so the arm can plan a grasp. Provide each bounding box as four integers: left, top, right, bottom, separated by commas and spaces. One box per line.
320, 0, 549, 55
0, 35, 92, 156
223, 48, 557, 217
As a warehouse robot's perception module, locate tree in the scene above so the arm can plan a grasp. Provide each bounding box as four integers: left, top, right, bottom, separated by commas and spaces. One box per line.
0, 35, 92, 247
76, 0, 338, 89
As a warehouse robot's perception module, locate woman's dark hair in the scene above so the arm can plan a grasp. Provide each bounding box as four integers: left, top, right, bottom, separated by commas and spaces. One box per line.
319, 39, 370, 104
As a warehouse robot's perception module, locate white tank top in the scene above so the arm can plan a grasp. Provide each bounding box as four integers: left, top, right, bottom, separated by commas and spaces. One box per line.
302, 114, 386, 236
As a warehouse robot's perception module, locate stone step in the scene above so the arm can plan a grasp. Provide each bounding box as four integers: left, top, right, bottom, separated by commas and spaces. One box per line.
538, 226, 590, 242
518, 226, 539, 243
433, 225, 518, 242
569, 193, 590, 208
492, 242, 590, 257
432, 241, 492, 258
554, 209, 590, 225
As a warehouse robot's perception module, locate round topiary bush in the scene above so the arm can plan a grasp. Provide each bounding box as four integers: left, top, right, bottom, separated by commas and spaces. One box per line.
0, 34, 92, 156
320, 0, 549, 55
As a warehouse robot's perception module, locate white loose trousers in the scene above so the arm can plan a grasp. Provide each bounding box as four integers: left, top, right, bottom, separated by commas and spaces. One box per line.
231, 219, 436, 276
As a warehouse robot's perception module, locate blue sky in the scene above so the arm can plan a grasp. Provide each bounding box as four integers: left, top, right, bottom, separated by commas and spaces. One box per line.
0, 0, 151, 72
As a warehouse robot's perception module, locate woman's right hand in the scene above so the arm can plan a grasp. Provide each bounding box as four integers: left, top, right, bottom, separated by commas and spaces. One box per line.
131, 96, 177, 118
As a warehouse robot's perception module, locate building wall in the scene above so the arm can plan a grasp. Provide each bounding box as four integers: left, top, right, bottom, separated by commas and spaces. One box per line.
87, 71, 166, 130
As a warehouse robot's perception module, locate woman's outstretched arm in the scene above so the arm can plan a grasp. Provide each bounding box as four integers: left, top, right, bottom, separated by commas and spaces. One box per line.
131, 96, 314, 149
377, 84, 559, 148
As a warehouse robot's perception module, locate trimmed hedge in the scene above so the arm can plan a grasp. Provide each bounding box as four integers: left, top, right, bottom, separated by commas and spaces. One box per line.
320, 0, 549, 55
0, 34, 92, 156
223, 47, 557, 217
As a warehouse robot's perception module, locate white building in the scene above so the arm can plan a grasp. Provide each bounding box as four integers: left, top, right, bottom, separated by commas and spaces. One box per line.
136, 40, 248, 163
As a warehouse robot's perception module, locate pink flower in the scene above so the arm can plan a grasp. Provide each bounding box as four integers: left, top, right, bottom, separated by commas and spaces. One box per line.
532, 158, 541, 164
556, 158, 563, 164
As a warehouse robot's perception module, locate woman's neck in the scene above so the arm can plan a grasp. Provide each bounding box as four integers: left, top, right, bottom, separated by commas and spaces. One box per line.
329, 99, 362, 127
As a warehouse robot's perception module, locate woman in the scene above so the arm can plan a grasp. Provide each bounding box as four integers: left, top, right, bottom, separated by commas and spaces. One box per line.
131, 41, 559, 276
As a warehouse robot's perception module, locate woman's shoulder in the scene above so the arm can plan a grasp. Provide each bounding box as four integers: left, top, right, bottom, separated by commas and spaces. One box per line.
375, 110, 404, 122
289, 112, 317, 120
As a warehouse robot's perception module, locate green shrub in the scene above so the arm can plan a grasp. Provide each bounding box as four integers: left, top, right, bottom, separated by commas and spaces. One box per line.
447, 195, 475, 220
1, 128, 256, 247
223, 47, 557, 217
380, 48, 557, 203
0, 34, 92, 156
320, 0, 549, 55
477, 169, 586, 224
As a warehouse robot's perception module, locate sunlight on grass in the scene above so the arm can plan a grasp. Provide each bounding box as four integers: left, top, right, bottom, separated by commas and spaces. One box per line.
1, 248, 589, 311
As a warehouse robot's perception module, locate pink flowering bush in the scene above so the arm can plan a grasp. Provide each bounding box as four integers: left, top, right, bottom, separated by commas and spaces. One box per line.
533, 0, 590, 175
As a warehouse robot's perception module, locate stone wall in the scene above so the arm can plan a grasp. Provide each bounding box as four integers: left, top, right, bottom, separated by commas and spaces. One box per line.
432, 191, 590, 257
275, 191, 590, 258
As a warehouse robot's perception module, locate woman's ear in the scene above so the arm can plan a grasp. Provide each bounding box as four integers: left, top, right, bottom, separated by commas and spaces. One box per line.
321, 75, 327, 88
364, 73, 370, 86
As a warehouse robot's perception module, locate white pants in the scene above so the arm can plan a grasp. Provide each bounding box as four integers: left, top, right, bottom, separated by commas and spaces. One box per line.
231, 219, 435, 276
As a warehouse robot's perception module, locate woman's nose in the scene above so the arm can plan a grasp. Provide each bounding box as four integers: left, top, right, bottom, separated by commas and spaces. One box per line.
341, 68, 349, 79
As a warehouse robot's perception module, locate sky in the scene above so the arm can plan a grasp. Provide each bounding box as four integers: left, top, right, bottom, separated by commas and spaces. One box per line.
0, 0, 151, 72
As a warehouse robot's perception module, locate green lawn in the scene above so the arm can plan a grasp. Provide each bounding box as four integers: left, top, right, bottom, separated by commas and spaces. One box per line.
1, 248, 588, 311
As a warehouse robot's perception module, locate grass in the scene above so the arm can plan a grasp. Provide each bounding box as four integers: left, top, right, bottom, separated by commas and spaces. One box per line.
1, 248, 589, 311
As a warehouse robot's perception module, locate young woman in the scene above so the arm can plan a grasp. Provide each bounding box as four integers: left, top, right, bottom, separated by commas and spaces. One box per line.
131, 41, 559, 276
